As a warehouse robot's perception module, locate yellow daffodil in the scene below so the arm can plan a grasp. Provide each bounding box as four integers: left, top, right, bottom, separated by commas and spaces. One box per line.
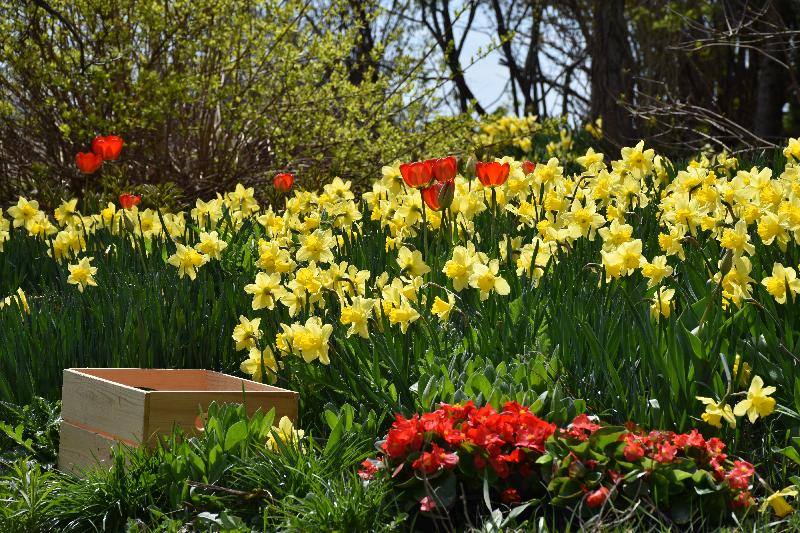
339, 296, 375, 339
0, 209, 9, 252
241, 346, 279, 383
226, 183, 259, 214
54, 199, 79, 227
67, 257, 98, 293
469, 259, 511, 301
244, 272, 282, 310
696, 396, 736, 429
7, 197, 41, 230
598, 218, 633, 250
762, 263, 800, 304
267, 416, 304, 451
290, 316, 333, 364
430, 293, 456, 321
650, 287, 675, 321
641, 255, 673, 288
388, 297, 420, 333
296, 229, 336, 264
167, 243, 208, 280
733, 375, 776, 423
396, 246, 430, 277
232, 316, 262, 351
194, 231, 227, 259
192, 197, 223, 226
760, 486, 797, 518
719, 219, 756, 256
620, 140, 654, 180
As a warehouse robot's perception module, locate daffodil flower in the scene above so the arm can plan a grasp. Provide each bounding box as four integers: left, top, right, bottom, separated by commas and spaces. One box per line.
733, 375, 776, 423
759, 486, 798, 518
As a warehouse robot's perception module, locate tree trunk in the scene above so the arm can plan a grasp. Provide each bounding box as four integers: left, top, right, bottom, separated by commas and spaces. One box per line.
754, 0, 791, 142
589, 0, 633, 146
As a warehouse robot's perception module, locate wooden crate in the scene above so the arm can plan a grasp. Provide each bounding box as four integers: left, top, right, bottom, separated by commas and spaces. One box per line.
58, 368, 299, 474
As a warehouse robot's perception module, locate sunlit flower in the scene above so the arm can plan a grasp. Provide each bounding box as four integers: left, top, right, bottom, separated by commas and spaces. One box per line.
297, 229, 336, 264
267, 416, 304, 451
244, 272, 282, 310
67, 257, 98, 293
167, 243, 208, 280
54, 199, 79, 227
761, 263, 800, 304
733, 375, 776, 423
696, 396, 736, 429
195, 231, 228, 260
7, 197, 40, 229
340, 296, 375, 339
290, 316, 334, 364
241, 346, 279, 383
232, 316, 262, 351
430, 293, 455, 321
388, 297, 420, 333
760, 486, 798, 518
650, 287, 675, 321
469, 259, 510, 301
397, 246, 430, 277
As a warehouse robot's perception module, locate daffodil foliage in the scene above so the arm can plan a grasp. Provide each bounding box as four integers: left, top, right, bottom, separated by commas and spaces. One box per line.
1, 138, 800, 493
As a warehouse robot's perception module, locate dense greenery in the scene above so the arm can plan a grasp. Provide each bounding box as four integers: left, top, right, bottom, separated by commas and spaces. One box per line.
1, 120, 800, 528
0, 0, 477, 208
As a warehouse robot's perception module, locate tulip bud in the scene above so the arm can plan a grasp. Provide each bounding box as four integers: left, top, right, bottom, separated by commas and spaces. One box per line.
437, 180, 455, 209
522, 160, 536, 174
462, 153, 477, 179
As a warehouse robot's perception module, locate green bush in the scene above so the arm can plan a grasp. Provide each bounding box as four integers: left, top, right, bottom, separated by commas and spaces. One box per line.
0, 0, 476, 208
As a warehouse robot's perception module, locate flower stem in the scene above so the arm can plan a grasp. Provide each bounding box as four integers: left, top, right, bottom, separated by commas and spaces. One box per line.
420, 188, 428, 253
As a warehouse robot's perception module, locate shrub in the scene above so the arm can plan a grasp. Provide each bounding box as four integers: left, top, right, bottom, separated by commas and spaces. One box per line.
0, 0, 476, 208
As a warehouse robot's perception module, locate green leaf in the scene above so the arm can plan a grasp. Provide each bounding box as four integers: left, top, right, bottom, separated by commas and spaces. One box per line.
324, 419, 344, 455
223, 420, 247, 452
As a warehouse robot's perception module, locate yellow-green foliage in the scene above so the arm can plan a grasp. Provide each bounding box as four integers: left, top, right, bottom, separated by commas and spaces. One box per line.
0, 0, 476, 205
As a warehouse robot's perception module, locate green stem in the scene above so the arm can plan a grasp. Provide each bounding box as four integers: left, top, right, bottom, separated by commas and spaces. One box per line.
490, 187, 497, 252
420, 189, 428, 253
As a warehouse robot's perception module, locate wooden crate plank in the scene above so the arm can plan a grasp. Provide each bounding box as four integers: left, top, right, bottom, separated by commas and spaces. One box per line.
61, 369, 147, 442
58, 420, 129, 474
145, 391, 299, 439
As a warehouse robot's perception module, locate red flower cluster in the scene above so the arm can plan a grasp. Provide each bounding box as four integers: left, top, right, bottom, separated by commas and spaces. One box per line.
366, 403, 758, 517
76, 135, 124, 174
370, 401, 557, 511
399, 156, 458, 211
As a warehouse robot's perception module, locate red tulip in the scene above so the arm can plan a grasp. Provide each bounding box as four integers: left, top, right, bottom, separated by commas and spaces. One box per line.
119, 193, 141, 209
92, 135, 124, 161
273, 172, 295, 193
421, 180, 455, 211
475, 161, 510, 187
430, 156, 457, 183
399, 160, 433, 189
522, 160, 536, 175
75, 152, 103, 174
586, 486, 609, 509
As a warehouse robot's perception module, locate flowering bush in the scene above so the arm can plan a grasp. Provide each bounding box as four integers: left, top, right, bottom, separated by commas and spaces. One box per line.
362, 402, 756, 524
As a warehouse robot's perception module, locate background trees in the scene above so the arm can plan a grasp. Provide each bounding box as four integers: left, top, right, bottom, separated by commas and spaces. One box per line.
1, 0, 799, 205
